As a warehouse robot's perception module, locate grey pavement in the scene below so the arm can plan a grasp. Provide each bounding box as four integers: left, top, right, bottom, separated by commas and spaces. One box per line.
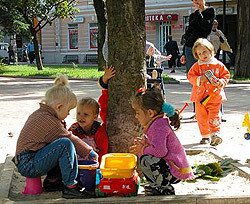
0, 71, 250, 164
0, 71, 250, 202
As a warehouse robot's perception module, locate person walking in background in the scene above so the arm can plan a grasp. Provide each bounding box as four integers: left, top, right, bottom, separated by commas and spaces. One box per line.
180, 0, 215, 118
187, 38, 230, 146
164, 36, 179, 73
27, 39, 35, 64
21, 43, 28, 62
207, 19, 231, 122
207, 19, 232, 59
180, 0, 215, 73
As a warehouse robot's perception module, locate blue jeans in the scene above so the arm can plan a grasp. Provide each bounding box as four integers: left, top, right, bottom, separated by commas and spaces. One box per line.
15, 138, 78, 187
185, 46, 197, 73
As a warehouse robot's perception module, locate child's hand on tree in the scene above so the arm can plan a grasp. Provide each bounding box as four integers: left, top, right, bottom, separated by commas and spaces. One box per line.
102, 66, 116, 84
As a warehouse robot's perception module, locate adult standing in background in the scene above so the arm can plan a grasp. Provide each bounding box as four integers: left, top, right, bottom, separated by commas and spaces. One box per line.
180, 0, 215, 118
21, 43, 28, 62
164, 35, 179, 73
27, 39, 35, 64
207, 19, 232, 59
180, 0, 215, 73
207, 19, 231, 123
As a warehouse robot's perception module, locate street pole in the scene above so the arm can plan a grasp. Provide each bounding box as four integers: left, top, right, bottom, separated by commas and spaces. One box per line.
222, 0, 226, 65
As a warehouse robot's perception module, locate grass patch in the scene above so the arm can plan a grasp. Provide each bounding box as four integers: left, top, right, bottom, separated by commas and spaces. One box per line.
162, 73, 178, 83
0, 64, 177, 82
230, 71, 250, 81
0, 64, 103, 79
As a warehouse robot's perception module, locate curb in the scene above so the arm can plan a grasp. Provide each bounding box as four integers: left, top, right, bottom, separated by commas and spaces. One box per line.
0, 156, 14, 201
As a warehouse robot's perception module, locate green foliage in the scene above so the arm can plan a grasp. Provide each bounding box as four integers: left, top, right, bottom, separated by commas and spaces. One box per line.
162, 73, 178, 83
191, 159, 234, 182
230, 70, 250, 81
0, 0, 79, 35
0, 64, 104, 79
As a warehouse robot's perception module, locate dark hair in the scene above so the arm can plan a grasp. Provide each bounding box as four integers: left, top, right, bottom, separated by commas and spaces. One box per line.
131, 87, 180, 130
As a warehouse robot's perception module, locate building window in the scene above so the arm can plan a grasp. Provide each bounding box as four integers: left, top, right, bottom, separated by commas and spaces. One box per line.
183, 16, 189, 31
68, 24, 78, 49
158, 21, 171, 53
89, 23, 98, 49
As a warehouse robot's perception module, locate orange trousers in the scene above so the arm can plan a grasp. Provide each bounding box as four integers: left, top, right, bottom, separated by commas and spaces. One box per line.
195, 101, 221, 137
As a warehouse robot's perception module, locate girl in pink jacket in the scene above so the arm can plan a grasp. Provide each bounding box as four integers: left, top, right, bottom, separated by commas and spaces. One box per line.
188, 38, 230, 146
130, 87, 193, 196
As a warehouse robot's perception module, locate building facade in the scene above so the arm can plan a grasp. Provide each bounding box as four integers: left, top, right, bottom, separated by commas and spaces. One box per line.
41, 0, 237, 64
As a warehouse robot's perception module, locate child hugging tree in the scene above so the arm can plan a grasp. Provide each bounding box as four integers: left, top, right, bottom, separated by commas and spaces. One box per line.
13, 75, 98, 199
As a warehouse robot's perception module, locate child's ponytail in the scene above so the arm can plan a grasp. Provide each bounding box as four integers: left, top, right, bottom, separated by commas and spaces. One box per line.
43, 75, 77, 108
162, 103, 180, 130
54, 75, 69, 86
169, 110, 180, 130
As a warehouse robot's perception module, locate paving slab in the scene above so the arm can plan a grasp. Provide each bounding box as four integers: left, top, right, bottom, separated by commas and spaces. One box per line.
0, 75, 250, 203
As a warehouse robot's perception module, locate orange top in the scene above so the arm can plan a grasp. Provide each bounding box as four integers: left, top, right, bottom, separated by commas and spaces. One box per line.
188, 57, 230, 103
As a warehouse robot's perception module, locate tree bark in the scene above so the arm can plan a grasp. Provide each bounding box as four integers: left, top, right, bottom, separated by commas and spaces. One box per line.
106, 0, 146, 153
30, 26, 43, 70
93, 0, 107, 70
234, 0, 250, 78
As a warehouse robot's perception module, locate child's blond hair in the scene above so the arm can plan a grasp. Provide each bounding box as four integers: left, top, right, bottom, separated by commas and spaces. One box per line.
43, 75, 77, 108
77, 97, 99, 115
192, 38, 215, 60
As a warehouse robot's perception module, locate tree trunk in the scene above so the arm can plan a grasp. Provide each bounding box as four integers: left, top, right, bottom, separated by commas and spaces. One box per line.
93, 0, 107, 70
30, 27, 43, 70
106, 0, 146, 153
234, 0, 250, 78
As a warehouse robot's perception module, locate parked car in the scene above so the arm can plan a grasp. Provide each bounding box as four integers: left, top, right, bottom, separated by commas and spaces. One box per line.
0, 42, 9, 64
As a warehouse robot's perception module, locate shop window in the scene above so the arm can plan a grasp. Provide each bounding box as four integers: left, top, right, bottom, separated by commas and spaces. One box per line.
68, 24, 78, 49
183, 16, 189, 31
158, 21, 171, 53
89, 23, 98, 49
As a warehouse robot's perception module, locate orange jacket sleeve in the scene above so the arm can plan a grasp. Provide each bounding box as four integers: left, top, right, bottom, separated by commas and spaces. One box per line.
187, 62, 201, 87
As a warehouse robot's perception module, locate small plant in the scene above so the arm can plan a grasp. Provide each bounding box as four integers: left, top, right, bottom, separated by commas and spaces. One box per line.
189, 159, 235, 182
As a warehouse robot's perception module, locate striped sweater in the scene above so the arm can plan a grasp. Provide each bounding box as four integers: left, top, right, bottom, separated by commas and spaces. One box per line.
15, 103, 92, 162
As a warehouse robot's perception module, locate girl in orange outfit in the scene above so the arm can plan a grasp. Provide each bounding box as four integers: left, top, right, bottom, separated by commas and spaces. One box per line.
187, 38, 230, 146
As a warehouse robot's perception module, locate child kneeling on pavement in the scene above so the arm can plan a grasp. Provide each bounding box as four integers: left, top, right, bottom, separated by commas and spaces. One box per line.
12, 75, 98, 199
